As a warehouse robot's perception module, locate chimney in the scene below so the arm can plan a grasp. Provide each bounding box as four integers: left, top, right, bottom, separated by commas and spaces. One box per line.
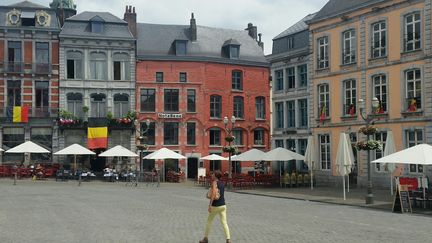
245, 23, 257, 40
190, 13, 197, 41
124, 5, 137, 38
258, 33, 264, 50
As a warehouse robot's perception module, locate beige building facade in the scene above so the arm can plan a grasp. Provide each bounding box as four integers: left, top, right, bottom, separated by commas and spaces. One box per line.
308, 0, 432, 187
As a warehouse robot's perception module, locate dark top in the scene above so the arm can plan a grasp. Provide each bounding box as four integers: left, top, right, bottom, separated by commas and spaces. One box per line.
211, 180, 225, 207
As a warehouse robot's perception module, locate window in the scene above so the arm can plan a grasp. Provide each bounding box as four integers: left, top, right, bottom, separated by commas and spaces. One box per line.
179, 72, 187, 82
233, 96, 244, 119
164, 89, 179, 112
230, 45, 239, 58
210, 95, 222, 118
113, 94, 129, 118
255, 97, 265, 119
286, 100, 295, 128
405, 69, 421, 111
113, 53, 130, 80
232, 70, 243, 90
287, 67, 295, 89
318, 84, 330, 118
35, 81, 49, 115
342, 30, 356, 64
319, 134, 331, 170
372, 74, 387, 113
140, 89, 155, 112
343, 79, 356, 116
156, 72, 164, 82
7, 41, 22, 72
404, 12, 421, 52
254, 129, 264, 145
275, 70, 284, 91
232, 129, 243, 146
286, 139, 296, 151
31, 128, 52, 162
89, 52, 107, 80
90, 93, 106, 117
371, 21, 386, 58
317, 36, 329, 69
21, 11, 35, 26
164, 122, 179, 145
275, 139, 284, 148
209, 128, 221, 146
298, 65, 307, 87
187, 89, 196, 112
7, 80, 21, 107
175, 40, 187, 55
288, 37, 294, 49
275, 102, 284, 129
298, 99, 308, 127
66, 51, 83, 79
298, 139, 308, 170
2, 127, 24, 162
35, 42, 49, 73
67, 93, 83, 117
187, 122, 196, 145
374, 131, 387, 172
141, 122, 155, 145
91, 21, 103, 33
407, 129, 423, 173
110, 130, 131, 149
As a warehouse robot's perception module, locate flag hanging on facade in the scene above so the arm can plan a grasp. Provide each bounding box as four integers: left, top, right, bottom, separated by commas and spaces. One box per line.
88, 118, 108, 149
319, 105, 326, 122
12, 106, 29, 123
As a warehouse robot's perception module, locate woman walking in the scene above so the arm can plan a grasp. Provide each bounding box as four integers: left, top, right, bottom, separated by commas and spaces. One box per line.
200, 170, 231, 243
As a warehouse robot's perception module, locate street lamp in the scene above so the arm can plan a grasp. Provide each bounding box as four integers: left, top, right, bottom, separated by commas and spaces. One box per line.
134, 118, 151, 186
223, 115, 236, 180
358, 97, 380, 204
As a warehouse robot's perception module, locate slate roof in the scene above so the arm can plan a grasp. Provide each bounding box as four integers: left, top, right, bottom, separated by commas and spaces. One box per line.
136, 23, 268, 66
0, 1, 59, 29
60, 11, 134, 40
273, 13, 316, 40
310, 0, 386, 23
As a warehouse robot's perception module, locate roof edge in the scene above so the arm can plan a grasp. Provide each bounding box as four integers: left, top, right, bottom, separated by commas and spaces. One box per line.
136, 55, 270, 67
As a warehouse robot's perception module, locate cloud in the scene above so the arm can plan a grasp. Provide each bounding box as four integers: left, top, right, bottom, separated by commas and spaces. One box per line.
3, 0, 327, 54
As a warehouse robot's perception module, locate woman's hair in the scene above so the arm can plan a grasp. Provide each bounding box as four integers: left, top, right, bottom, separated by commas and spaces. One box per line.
213, 170, 222, 179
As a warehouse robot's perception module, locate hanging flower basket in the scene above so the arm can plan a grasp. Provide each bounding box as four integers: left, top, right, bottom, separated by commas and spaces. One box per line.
356, 140, 382, 151
358, 126, 378, 135
225, 136, 235, 143
222, 146, 236, 153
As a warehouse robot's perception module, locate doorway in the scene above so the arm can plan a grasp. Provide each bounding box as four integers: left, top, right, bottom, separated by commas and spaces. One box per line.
90, 149, 106, 172
164, 159, 179, 181
141, 151, 155, 171
187, 157, 198, 179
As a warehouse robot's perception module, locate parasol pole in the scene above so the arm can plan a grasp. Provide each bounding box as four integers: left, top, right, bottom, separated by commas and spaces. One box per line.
390, 174, 393, 195
310, 161, 314, 190
77, 155, 82, 186
342, 173, 346, 200
347, 165, 350, 193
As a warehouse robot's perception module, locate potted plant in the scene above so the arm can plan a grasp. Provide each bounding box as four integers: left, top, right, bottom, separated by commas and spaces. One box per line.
358, 125, 378, 135
222, 146, 236, 154
225, 135, 235, 143
82, 106, 89, 121
58, 109, 81, 128
355, 140, 382, 151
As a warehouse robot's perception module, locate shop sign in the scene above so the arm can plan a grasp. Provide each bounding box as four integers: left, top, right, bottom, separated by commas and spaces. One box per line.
157, 113, 183, 119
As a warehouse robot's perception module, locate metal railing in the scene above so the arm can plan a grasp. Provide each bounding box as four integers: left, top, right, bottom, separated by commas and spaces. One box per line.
33, 63, 52, 74
5, 62, 24, 73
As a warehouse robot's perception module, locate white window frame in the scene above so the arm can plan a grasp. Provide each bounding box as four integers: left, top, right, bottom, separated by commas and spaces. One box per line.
317, 36, 329, 69
371, 21, 387, 58
404, 12, 421, 52
342, 29, 356, 65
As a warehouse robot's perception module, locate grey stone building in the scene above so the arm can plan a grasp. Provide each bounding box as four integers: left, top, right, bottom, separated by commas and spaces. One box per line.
266, 13, 315, 174
58, 11, 136, 171
0, 1, 61, 165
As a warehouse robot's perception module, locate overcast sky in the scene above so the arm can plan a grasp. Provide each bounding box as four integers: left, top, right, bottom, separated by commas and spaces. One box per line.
2, 0, 328, 55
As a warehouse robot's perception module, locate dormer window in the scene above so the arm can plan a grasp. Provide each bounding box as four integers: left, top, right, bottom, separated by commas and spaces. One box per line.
223, 39, 241, 59
21, 11, 35, 26
175, 40, 187, 55
91, 21, 103, 33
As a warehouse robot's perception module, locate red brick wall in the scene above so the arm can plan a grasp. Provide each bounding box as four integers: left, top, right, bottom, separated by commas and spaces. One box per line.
136, 60, 270, 174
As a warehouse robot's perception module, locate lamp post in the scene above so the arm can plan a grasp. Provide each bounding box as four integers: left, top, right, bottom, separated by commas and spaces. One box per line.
223, 116, 236, 180
134, 119, 151, 186
358, 97, 380, 204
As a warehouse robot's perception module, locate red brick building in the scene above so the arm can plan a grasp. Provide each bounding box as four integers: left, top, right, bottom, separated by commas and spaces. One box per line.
129, 10, 270, 180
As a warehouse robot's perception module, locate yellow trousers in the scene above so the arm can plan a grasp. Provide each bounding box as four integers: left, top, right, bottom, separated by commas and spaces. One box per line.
204, 205, 231, 240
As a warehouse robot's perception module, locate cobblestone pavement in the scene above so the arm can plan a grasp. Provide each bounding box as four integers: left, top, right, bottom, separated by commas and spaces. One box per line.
1, 179, 431, 243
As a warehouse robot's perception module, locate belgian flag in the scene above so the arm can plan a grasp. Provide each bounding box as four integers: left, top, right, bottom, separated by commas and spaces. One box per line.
12, 106, 29, 123
87, 118, 108, 149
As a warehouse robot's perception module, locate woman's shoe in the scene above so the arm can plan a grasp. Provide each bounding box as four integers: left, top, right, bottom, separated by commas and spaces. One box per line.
226, 240, 231, 243
199, 237, 208, 243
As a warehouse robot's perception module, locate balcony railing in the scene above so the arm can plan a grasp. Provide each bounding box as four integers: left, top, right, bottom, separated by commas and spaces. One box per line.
33, 63, 51, 74
5, 62, 24, 73
0, 106, 59, 118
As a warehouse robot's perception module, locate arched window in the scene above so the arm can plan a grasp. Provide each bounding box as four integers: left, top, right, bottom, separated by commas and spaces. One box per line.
89, 52, 107, 80
113, 53, 130, 80
67, 93, 83, 117
210, 95, 222, 118
253, 128, 265, 146
233, 96, 244, 119
113, 93, 129, 118
66, 51, 83, 79
90, 93, 106, 117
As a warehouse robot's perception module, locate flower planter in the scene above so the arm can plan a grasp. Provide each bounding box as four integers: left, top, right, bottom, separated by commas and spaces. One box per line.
358, 126, 378, 135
